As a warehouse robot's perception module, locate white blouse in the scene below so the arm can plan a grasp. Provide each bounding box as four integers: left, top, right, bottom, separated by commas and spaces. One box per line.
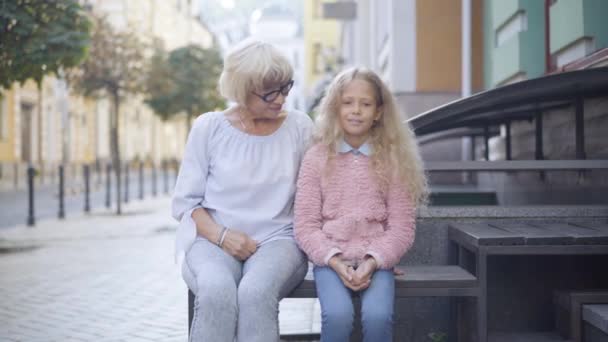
172, 110, 313, 264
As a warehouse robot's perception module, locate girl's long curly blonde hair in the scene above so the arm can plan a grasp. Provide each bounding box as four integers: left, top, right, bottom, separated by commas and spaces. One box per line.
314, 67, 428, 206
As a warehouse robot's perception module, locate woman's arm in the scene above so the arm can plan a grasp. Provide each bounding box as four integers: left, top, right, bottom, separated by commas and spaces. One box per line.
172, 116, 210, 223
172, 114, 256, 260
191, 207, 256, 260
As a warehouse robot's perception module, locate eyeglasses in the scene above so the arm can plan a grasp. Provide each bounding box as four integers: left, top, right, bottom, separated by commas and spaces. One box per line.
253, 80, 294, 103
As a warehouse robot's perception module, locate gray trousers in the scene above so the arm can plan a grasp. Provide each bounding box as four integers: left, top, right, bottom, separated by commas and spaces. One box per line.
183, 238, 308, 342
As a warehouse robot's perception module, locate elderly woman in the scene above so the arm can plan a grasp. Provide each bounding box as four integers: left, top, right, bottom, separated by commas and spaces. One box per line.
171, 39, 312, 342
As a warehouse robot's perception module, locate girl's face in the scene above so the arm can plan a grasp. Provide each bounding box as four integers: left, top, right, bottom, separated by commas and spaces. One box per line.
338, 79, 382, 147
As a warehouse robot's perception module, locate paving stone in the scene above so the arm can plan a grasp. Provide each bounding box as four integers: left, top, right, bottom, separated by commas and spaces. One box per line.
0, 196, 319, 340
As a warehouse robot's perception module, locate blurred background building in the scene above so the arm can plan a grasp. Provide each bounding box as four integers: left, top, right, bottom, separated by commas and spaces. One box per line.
0, 0, 213, 190
1, 0, 606, 203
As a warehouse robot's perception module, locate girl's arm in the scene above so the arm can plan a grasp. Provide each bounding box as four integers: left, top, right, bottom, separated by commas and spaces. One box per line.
365, 179, 416, 269
294, 148, 342, 266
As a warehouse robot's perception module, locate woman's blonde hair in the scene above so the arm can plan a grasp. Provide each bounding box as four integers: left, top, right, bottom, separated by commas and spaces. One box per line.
218, 38, 293, 105
315, 67, 428, 206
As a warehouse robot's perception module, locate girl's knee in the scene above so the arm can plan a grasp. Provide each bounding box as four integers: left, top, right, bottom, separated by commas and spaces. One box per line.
323, 304, 355, 329
362, 305, 393, 327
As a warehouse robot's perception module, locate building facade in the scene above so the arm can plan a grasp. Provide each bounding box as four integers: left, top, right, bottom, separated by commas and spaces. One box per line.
484, 0, 608, 88
0, 0, 213, 190
480, 0, 608, 204
333, 0, 484, 118
303, 0, 341, 112
249, 4, 306, 112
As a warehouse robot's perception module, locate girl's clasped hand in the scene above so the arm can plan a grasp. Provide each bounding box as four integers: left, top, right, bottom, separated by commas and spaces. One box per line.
328, 255, 377, 291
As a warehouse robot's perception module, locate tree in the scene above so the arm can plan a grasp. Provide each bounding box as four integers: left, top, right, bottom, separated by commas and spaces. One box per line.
0, 0, 91, 166
143, 42, 176, 121
145, 44, 224, 132
0, 0, 91, 88
72, 15, 145, 215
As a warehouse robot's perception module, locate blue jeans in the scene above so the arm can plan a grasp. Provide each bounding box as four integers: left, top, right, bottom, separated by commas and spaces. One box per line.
314, 266, 395, 342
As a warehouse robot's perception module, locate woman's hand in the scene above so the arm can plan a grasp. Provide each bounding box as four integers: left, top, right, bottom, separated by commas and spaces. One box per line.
351, 257, 377, 290
221, 229, 257, 260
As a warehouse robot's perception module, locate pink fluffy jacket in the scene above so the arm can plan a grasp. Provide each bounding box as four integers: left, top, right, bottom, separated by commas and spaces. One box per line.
294, 143, 416, 269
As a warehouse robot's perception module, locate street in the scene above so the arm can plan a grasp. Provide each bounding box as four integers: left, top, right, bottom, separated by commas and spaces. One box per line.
0, 170, 173, 229
0, 196, 320, 341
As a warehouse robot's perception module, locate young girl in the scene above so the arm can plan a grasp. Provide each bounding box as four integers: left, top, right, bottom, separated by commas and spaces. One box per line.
294, 67, 427, 341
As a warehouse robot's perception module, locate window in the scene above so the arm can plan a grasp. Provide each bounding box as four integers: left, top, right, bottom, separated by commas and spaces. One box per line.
313, 43, 323, 74
555, 38, 594, 68
313, 0, 323, 19
495, 11, 527, 48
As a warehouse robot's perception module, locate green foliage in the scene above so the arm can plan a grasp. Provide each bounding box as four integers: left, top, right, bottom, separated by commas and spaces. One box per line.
428, 331, 447, 342
144, 42, 175, 121
0, 0, 91, 89
144, 44, 224, 123
169, 45, 224, 119
72, 15, 145, 98
68, 14, 146, 216
145, 44, 224, 120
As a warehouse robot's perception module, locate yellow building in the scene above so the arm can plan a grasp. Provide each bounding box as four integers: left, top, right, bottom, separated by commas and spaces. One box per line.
303, 0, 340, 110
0, 0, 213, 190
0, 90, 16, 163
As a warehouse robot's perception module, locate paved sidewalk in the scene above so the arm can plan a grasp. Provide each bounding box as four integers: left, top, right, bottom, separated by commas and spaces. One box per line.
0, 196, 319, 341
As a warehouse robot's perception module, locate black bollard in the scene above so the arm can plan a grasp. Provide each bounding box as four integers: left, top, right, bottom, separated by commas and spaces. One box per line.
84, 164, 90, 213
138, 161, 144, 200
58, 164, 65, 219
124, 163, 129, 203
105, 163, 111, 208
95, 160, 102, 187
26, 166, 36, 226
152, 163, 157, 197
163, 160, 168, 194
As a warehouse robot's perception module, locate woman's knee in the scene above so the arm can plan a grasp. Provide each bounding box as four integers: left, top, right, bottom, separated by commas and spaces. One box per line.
195, 274, 237, 311
237, 279, 277, 310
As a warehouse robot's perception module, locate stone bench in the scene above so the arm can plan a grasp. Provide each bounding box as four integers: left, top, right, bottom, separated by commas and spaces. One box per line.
188, 264, 479, 340
554, 290, 608, 342
583, 304, 608, 342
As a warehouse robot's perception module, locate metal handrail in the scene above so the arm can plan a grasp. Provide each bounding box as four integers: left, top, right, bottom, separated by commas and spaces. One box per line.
424, 160, 608, 171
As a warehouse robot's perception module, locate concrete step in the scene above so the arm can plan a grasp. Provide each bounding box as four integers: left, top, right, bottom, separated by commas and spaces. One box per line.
429, 187, 498, 206
583, 304, 608, 341
489, 331, 571, 342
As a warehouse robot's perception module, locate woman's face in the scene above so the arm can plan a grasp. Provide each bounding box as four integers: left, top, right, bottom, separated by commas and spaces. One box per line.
244, 80, 293, 119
